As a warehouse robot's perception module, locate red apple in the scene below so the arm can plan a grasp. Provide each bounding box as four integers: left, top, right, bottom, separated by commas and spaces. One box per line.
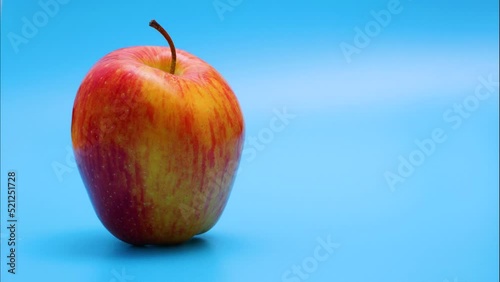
71, 20, 244, 245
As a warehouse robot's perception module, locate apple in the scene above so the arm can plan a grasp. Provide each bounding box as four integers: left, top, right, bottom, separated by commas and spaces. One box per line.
71, 20, 244, 245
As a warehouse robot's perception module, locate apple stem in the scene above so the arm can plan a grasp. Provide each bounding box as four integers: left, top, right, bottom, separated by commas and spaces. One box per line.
149, 20, 177, 75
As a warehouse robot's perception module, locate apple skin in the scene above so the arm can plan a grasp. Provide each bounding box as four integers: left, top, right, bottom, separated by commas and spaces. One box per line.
71, 46, 244, 245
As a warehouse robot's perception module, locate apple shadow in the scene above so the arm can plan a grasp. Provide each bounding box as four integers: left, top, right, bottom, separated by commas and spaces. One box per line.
109, 236, 212, 260
26, 228, 226, 281
30, 228, 213, 262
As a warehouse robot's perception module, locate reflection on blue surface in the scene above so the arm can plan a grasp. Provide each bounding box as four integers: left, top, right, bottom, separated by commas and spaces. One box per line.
1, 0, 498, 281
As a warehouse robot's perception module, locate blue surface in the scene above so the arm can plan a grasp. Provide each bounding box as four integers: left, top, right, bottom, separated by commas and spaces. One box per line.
1, 0, 499, 281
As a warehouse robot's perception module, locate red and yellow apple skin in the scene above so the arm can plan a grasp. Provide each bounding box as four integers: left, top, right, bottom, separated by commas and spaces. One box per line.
71, 46, 244, 245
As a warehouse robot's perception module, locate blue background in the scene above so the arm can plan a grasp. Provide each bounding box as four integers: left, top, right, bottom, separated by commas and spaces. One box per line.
1, 0, 498, 281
